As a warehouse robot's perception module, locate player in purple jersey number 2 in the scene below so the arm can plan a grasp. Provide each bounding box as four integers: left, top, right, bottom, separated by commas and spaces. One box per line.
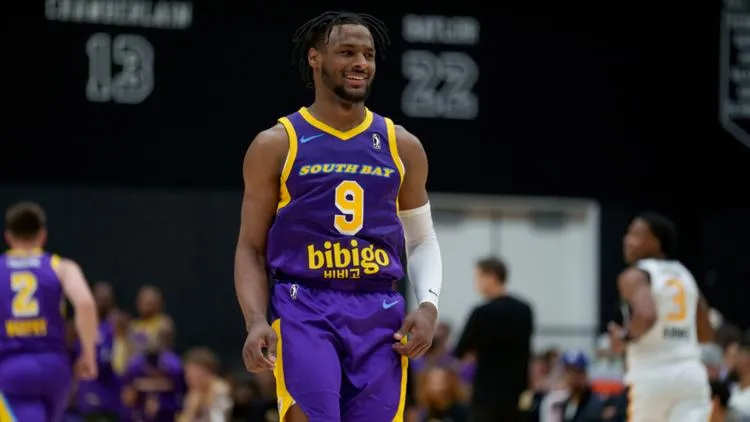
0, 202, 99, 421
235, 11, 444, 422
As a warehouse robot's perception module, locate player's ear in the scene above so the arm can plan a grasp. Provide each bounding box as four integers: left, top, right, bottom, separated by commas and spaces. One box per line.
307, 48, 320, 69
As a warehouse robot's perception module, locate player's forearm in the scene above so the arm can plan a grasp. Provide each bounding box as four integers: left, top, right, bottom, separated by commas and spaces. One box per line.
74, 301, 98, 357
234, 245, 270, 328
628, 301, 657, 339
400, 203, 443, 307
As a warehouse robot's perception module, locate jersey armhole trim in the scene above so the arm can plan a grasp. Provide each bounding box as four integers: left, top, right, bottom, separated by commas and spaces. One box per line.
50, 254, 61, 269
384, 117, 405, 211
276, 117, 298, 212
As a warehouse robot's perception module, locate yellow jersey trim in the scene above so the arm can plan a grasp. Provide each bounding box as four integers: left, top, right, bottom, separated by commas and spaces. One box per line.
384, 117, 405, 211
277, 117, 299, 211
272, 319, 296, 421
298, 107, 373, 141
50, 254, 61, 269
392, 350, 409, 421
0, 392, 17, 422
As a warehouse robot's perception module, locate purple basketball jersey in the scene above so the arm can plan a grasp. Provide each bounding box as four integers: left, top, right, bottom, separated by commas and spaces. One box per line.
266, 107, 406, 286
0, 249, 67, 356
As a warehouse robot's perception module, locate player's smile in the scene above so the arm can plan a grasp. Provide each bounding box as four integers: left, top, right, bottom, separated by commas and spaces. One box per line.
344, 72, 368, 88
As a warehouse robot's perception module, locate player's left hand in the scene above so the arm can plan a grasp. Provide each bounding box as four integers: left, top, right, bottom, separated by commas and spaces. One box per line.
607, 321, 627, 354
393, 303, 438, 358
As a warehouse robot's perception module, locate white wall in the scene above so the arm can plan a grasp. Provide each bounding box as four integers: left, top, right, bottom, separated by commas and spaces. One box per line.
406, 194, 600, 355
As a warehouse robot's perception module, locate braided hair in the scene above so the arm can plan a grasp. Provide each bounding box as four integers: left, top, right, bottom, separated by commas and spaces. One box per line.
291, 11, 390, 88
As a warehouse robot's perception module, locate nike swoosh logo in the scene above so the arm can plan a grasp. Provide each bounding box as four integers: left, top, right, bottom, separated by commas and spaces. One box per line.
299, 133, 325, 144
428, 289, 440, 298
382, 300, 399, 309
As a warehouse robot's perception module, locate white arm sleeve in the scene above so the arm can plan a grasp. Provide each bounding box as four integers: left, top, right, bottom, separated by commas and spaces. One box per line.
399, 202, 442, 308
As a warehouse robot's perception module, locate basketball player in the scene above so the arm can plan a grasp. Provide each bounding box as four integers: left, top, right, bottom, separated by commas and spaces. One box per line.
608, 212, 714, 421
0, 202, 99, 421
234, 12, 443, 422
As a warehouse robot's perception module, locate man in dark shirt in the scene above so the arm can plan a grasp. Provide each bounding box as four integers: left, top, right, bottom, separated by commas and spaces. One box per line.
454, 256, 535, 422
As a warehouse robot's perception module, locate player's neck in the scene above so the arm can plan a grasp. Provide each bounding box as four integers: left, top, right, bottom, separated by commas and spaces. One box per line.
309, 94, 367, 132
486, 285, 507, 300
7, 243, 42, 253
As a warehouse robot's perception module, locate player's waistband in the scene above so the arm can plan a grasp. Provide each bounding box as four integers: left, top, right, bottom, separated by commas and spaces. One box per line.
274, 278, 397, 292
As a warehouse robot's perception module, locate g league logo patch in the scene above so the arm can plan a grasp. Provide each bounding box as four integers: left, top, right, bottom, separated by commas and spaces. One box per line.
371, 133, 382, 150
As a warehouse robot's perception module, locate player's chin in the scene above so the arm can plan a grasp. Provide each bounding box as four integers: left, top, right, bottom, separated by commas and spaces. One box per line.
339, 87, 369, 102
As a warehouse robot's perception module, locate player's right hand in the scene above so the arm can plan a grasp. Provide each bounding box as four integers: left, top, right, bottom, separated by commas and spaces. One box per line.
243, 320, 278, 373
75, 353, 98, 380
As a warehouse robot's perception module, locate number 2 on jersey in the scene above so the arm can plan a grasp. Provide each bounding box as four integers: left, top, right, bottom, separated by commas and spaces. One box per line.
665, 279, 687, 322
11, 272, 40, 318
334, 180, 364, 236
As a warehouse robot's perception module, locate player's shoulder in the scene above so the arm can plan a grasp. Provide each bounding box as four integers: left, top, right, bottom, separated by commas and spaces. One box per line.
617, 265, 652, 289
253, 123, 290, 147
245, 123, 290, 163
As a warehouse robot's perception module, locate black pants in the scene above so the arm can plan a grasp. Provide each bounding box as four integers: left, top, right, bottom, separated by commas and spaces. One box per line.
470, 405, 520, 422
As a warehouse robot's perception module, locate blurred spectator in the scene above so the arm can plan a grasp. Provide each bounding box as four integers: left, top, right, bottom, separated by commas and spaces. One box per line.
716, 323, 744, 382
111, 309, 132, 375
93, 281, 117, 321
178, 348, 232, 422
227, 370, 278, 422
74, 282, 122, 421
728, 337, 750, 417
122, 326, 184, 422
411, 322, 474, 387
529, 354, 551, 392
552, 350, 623, 422
710, 380, 732, 422
415, 366, 469, 422
131, 285, 174, 355
588, 335, 625, 396
454, 256, 534, 421
704, 343, 727, 382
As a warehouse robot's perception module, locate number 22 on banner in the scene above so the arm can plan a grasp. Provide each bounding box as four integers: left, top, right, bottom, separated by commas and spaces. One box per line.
665, 279, 687, 322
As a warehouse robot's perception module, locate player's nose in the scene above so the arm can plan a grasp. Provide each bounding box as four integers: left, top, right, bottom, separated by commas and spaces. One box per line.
351, 53, 369, 68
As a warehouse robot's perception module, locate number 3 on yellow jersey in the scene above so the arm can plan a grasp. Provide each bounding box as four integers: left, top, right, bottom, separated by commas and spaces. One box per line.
11, 272, 40, 318
665, 279, 687, 322
334, 180, 364, 236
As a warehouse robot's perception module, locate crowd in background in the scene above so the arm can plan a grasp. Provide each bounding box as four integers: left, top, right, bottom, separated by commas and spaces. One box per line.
62, 272, 750, 422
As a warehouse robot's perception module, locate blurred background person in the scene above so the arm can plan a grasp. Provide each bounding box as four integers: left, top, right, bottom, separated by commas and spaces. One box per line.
130, 285, 173, 355
716, 323, 745, 382
553, 350, 623, 422
93, 281, 117, 322
0, 202, 99, 422
227, 372, 268, 422
121, 326, 184, 422
110, 309, 133, 376
587, 335, 625, 396
704, 343, 728, 382
178, 347, 232, 422
73, 281, 123, 422
710, 380, 733, 422
415, 365, 469, 422
728, 337, 750, 417
454, 256, 534, 421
